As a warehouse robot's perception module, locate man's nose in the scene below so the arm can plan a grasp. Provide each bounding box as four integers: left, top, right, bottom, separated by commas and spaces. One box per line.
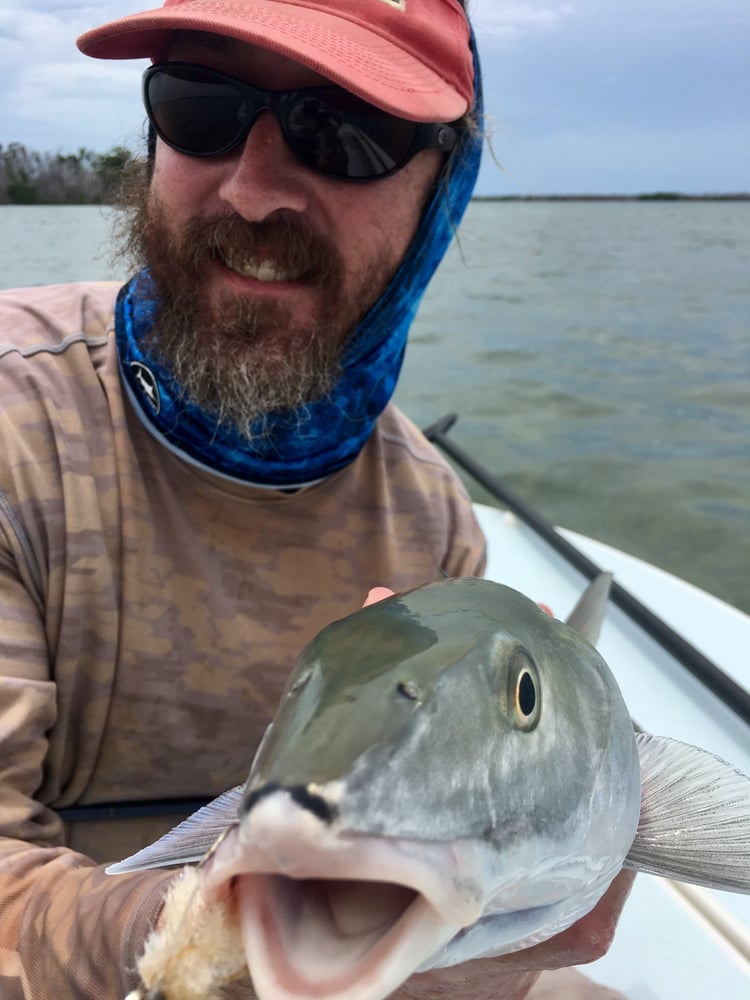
217, 111, 310, 222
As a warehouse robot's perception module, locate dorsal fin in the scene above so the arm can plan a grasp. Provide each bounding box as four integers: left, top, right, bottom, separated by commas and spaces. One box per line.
565, 572, 613, 645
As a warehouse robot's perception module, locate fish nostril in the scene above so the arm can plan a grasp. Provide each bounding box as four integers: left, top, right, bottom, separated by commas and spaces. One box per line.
242, 781, 338, 823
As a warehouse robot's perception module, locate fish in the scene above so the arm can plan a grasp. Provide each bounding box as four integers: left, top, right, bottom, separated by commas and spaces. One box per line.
111, 575, 750, 1000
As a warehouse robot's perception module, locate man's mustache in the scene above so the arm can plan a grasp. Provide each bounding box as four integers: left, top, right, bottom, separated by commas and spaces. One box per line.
179, 214, 343, 287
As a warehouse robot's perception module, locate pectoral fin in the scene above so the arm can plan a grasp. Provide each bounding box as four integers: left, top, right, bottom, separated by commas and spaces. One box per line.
624, 733, 750, 892
105, 786, 244, 874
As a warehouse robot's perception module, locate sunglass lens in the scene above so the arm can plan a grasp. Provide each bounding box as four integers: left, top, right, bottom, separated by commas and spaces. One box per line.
285, 92, 418, 179
148, 67, 249, 156
145, 66, 436, 180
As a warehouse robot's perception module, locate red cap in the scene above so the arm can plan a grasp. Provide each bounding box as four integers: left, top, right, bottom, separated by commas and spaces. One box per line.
76, 0, 474, 122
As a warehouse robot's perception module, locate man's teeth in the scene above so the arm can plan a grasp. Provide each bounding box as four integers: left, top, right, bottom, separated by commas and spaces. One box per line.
224, 255, 300, 282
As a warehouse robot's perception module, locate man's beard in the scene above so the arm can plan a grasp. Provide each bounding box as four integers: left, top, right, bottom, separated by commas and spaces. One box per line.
113, 165, 396, 441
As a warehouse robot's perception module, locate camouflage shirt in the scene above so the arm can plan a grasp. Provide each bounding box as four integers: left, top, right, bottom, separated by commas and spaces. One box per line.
0, 281, 486, 999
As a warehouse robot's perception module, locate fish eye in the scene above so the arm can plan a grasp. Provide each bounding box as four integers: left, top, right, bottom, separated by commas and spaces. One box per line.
509, 652, 542, 730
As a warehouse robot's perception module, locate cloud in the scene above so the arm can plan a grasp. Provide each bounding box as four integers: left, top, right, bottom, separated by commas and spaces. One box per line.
469, 0, 574, 44
0, 1, 139, 62
9, 61, 139, 122
0, 2, 147, 150
0, 7, 87, 49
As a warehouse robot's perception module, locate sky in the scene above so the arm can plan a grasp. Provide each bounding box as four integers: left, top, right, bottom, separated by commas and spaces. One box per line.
0, 0, 747, 196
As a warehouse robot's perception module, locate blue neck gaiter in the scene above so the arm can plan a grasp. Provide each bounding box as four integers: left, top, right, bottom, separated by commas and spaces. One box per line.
116, 41, 483, 488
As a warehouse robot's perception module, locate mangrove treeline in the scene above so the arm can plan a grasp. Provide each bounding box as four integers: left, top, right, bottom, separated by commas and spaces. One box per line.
0, 143, 136, 205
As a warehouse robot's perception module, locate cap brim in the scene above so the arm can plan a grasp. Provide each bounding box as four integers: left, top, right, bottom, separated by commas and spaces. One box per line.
76, 1, 468, 121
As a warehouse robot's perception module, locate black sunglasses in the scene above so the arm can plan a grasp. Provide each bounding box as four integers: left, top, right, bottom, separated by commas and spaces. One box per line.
142, 62, 459, 182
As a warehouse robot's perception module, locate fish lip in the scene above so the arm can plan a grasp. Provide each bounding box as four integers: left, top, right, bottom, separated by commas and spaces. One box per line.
200, 788, 485, 927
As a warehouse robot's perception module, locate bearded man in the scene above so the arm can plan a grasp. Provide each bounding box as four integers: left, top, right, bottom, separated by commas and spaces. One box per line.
0, 2, 630, 998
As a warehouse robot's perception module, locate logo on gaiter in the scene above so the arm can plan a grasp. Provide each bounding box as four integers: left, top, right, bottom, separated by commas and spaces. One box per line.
130, 361, 161, 415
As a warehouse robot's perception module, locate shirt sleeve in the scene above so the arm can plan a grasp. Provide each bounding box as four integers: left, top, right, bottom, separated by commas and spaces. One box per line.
0, 839, 173, 999
429, 461, 487, 581
0, 531, 173, 999
443, 493, 487, 580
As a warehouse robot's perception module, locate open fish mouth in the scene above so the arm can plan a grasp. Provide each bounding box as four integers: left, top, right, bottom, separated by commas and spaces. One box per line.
235, 872, 453, 999
200, 787, 483, 1000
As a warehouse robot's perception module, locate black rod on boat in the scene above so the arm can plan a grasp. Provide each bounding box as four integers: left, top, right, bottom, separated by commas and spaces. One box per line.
423, 413, 750, 728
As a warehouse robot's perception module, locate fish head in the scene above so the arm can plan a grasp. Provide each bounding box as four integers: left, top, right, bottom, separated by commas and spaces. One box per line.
247, 577, 635, 843
201, 577, 641, 1000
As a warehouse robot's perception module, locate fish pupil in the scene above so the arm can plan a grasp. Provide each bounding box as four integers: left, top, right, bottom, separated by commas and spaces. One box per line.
518, 671, 537, 717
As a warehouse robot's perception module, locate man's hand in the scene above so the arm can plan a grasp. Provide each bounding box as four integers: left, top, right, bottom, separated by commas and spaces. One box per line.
529, 968, 630, 1000
363, 587, 398, 606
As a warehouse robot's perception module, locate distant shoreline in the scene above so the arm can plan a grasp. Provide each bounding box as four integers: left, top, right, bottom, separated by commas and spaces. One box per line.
473, 193, 750, 202
2, 193, 748, 207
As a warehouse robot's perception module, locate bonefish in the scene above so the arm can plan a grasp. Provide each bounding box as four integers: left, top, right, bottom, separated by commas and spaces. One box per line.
110, 575, 750, 1000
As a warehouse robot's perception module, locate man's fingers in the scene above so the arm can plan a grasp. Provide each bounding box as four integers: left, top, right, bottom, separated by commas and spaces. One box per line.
363, 587, 396, 607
